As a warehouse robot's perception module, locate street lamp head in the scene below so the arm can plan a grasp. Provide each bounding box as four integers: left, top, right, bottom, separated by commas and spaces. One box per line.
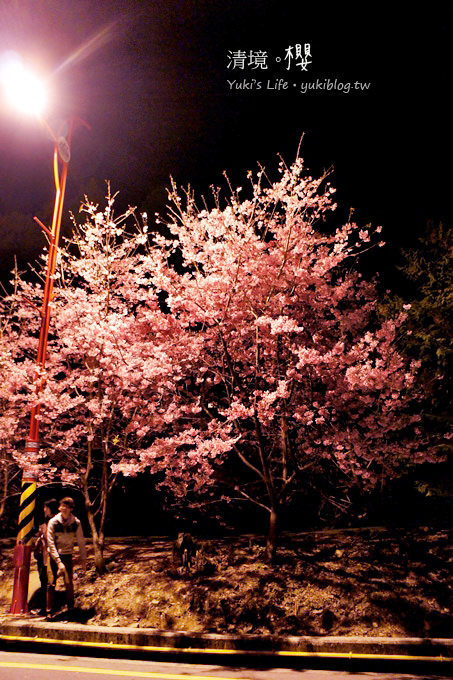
0, 52, 46, 117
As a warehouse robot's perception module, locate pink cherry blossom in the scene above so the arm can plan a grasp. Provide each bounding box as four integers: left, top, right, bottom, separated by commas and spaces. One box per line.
1, 160, 441, 561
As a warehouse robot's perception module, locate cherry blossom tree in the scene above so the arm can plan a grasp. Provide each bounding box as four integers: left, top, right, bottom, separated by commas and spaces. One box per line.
0, 294, 27, 524
1, 190, 172, 570
127, 156, 436, 559
2, 158, 443, 563
0, 266, 54, 524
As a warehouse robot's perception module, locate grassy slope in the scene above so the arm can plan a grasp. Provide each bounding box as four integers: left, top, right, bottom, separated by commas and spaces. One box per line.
1, 528, 452, 637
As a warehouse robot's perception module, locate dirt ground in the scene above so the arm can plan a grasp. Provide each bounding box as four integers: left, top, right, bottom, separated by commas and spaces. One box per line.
1, 527, 452, 637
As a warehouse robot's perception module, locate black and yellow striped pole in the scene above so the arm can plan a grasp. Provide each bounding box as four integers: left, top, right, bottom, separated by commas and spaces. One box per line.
10, 447, 38, 614
17, 450, 38, 546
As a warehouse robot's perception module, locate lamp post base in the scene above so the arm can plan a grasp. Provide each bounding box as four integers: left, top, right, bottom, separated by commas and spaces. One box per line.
9, 544, 33, 615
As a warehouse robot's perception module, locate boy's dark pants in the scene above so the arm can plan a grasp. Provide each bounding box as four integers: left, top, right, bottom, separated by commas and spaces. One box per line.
35, 555, 47, 611
46, 554, 74, 613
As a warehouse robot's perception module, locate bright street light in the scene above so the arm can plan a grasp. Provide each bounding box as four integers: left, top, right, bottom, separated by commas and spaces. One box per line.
0, 52, 46, 117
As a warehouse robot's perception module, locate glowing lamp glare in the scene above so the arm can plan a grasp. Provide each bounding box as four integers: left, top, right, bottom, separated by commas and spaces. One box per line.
1, 56, 46, 116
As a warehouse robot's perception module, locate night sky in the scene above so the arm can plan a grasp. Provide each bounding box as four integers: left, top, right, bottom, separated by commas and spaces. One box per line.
0, 2, 451, 288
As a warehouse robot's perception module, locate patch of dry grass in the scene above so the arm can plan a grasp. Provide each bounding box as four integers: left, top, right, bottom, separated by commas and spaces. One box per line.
1, 528, 452, 637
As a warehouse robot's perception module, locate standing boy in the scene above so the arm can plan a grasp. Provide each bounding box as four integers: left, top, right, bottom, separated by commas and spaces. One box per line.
46, 496, 87, 614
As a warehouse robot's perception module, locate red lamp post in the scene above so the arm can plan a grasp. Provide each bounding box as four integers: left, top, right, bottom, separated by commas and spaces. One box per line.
1, 56, 89, 614
10, 120, 73, 614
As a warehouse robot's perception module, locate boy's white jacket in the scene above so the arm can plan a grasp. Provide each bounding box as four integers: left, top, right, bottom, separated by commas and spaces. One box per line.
47, 512, 87, 564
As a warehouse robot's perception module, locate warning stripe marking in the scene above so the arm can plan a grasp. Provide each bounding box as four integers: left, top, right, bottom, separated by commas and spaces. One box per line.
17, 481, 37, 545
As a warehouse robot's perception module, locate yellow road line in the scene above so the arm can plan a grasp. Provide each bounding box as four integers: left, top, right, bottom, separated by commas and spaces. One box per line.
0, 661, 245, 679
0, 632, 452, 663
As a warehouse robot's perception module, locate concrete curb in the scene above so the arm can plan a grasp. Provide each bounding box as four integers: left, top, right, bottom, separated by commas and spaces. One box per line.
1, 619, 453, 662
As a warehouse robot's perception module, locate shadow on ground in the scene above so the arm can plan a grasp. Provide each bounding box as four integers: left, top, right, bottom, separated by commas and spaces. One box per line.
2, 528, 453, 636
71, 528, 453, 637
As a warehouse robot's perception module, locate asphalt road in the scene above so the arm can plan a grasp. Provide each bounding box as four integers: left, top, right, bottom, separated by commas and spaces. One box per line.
0, 651, 446, 679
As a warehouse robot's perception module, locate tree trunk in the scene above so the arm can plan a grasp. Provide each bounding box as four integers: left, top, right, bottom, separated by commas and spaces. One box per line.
265, 506, 279, 562
0, 461, 8, 519
85, 501, 105, 573
80, 440, 118, 574
92, 535, 105, 573
82, 475, 106, 573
